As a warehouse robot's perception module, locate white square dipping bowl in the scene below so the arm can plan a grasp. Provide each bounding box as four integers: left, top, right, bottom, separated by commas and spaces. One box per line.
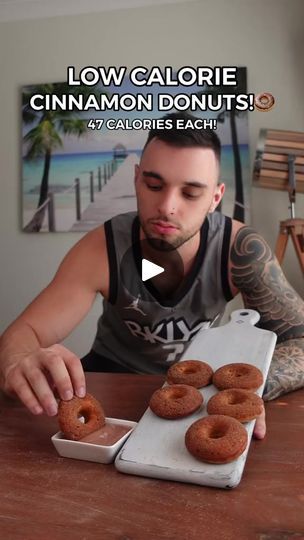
51, 417, 137, 464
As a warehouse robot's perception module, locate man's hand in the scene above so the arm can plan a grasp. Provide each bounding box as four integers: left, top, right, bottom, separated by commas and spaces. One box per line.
2, 344, 86, 416
253, 404, 266, 439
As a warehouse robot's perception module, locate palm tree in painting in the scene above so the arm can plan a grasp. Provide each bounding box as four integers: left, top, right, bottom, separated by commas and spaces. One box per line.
196, 67, 247, 222
22, 83, 96, 232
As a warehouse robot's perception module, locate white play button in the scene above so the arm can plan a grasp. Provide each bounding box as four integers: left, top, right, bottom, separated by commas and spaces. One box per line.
142, 258, 164, 282
120, 239, 184, 301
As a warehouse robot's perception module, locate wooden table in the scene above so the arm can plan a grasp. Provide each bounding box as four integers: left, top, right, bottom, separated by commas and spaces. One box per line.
1, 373, 303, 540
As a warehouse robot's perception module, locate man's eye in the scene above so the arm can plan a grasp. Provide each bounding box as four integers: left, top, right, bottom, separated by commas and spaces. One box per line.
147, 184, 161, 191
183, 192, 200, 199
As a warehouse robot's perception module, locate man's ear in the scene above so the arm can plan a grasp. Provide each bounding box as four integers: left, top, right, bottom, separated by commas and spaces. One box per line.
210, 182, 225, 212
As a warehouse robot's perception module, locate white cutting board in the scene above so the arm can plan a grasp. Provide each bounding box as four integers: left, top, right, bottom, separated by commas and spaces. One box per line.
115, 309, 277, 488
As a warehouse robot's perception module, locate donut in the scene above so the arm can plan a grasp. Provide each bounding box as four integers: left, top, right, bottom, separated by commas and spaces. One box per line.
58, 393, 105, 441
167, 360, 213, 388
185, 414, 248, 464
207, 389, 264, 422
149, 384, 203, 419
212, 363, 263, 391
254, 92, 275, 112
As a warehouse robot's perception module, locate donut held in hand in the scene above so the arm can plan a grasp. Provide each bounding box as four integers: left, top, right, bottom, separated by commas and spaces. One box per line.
58, 393, 105, 441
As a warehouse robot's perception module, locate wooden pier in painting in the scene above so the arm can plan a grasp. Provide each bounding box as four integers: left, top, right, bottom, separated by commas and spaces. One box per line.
70, 153, 139, 232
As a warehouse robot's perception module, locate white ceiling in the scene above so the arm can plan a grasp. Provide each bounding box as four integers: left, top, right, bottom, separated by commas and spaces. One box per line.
0, 0, 197, 22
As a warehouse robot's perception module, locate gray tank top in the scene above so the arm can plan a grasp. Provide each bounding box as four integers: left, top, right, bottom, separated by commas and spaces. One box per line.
92, 211, 233, 374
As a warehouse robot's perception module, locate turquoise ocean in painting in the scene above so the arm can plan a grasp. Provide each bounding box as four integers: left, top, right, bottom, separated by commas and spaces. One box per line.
22, 145, 250, 216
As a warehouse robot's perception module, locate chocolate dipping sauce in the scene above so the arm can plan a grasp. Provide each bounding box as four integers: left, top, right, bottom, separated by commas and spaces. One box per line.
80, 423, 131, 446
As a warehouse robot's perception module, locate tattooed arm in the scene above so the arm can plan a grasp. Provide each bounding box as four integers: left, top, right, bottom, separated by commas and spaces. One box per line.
229, 224, 304, 401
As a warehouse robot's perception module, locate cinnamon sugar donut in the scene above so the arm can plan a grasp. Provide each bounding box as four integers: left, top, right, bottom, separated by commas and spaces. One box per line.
254, 92, 275, 112
149, 384, 203, 419
58, 393, 105, 441
167, 360, 213, 388
185, 415, 248, 464
207, 389, 264, 422
213, 363, 263, 391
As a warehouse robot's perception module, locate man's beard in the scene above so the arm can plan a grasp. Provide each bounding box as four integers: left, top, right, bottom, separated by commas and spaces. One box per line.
141, 222, 200, 252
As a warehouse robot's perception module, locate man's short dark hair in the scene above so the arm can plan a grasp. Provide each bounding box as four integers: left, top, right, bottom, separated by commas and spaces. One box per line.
143, 112, 221, 162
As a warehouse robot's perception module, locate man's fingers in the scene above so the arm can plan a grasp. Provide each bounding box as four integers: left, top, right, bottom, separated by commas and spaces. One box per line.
45, 345, 86, 399
3, 344, 86, 416
25, 365, 59, 416
253, 405, 266, 440
65, 356, 86, 398
8, 371, 44, 416
40, 349, 74, 402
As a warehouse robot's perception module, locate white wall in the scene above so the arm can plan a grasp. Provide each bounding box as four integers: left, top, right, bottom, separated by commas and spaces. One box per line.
0, 0, 303, 356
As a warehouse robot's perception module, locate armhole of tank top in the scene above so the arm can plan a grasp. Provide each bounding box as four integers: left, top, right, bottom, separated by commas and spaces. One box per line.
221, 216, 233, 302
104, 219, 118, 304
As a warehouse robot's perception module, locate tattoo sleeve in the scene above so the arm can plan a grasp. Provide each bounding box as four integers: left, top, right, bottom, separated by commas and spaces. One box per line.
230, 226, 304, 342
263, 338, 304, 400
231, 227, 304, 400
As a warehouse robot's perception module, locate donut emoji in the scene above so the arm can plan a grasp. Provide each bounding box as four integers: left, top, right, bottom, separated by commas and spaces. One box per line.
254, 92, 275, 112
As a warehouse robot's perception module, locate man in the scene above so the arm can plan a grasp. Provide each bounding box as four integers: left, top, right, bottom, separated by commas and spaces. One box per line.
0, 113, 303, 440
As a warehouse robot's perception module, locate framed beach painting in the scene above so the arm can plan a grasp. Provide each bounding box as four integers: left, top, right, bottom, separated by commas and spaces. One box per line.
21, 67, 250, 233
